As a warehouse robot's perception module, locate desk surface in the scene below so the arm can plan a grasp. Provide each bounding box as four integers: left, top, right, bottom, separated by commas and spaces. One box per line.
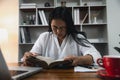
8, 63, 104, 80
23, 69, 103, 80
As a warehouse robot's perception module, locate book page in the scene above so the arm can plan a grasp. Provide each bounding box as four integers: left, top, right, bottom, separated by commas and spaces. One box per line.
36, 56, 63, 65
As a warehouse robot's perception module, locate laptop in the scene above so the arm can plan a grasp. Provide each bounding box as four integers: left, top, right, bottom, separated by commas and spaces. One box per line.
0, 48, 42, 80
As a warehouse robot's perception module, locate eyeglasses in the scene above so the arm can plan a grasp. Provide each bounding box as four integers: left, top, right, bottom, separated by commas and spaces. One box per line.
52, 26, 66, 31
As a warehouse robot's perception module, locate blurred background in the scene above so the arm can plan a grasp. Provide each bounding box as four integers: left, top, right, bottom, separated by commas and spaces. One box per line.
0, 0, 18, 62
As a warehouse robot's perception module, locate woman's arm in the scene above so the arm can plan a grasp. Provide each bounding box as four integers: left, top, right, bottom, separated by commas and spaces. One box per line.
22, 52, 38, 62
21, 52, 39, 66
64, 54, 93, 66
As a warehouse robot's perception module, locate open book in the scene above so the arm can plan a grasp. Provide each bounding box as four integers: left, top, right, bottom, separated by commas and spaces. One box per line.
25, 56, 73, 69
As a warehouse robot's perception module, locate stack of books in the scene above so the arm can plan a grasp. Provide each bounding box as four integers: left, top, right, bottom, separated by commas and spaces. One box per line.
20, 3, 36, 8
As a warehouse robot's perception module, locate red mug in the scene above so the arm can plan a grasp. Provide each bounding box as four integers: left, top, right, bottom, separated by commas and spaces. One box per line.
97, 55, 120, 76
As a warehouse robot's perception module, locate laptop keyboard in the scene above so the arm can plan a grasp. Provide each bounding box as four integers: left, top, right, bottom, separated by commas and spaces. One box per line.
9, 70, 28, 76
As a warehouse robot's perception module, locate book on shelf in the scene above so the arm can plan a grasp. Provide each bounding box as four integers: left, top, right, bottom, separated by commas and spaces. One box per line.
76, 8, 80, 24
25, 56, 73, 69
20, 27, 31, 43
38, 12, 42, 25
41, 10, 48, 25
19, 30, 22, 43
74, 8, 80, 25
38, 10, 48, 25
38, 10, 44, 25
20, 27, 26, 43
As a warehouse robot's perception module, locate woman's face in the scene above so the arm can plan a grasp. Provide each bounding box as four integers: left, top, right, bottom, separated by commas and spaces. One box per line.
51, 19, 67, 40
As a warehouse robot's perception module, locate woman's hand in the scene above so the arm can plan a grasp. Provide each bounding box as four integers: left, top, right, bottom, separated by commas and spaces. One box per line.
64, 55, 93, 66
64, 55, 80, 66
22, 52, 38, 66
22, 52, 37, 61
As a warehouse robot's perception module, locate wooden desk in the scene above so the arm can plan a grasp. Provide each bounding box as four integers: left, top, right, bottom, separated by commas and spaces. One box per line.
23, 69, 103, 80
8, 63, 104, 80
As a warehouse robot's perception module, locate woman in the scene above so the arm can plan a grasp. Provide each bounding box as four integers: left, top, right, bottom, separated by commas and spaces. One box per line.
22, 6, 101, 66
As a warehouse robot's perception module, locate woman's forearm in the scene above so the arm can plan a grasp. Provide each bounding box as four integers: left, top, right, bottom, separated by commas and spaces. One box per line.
77, 54, 94, 66
64, 54, 94, 66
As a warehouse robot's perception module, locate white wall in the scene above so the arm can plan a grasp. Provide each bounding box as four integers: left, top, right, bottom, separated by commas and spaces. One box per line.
107, 0, 120, 55
0, 0, 18, 62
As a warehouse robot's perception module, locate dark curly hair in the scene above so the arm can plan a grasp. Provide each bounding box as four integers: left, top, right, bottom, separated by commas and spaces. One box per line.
48, 6, 90, 47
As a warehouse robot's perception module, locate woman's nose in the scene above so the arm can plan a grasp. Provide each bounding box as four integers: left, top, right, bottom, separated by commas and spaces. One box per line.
56, 29, 62, 34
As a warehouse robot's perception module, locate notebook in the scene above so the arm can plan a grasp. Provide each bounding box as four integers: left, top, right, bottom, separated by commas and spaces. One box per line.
0, 48, 42, 80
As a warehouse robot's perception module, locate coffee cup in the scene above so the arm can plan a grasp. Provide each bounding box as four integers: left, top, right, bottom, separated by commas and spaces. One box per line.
97, 55, 120, 76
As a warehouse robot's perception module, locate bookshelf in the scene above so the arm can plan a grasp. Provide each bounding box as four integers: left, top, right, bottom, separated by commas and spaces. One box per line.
19, 0, 108, 61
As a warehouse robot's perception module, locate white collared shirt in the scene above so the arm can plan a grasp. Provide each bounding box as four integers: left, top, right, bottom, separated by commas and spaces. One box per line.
30, 32, 101, 65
